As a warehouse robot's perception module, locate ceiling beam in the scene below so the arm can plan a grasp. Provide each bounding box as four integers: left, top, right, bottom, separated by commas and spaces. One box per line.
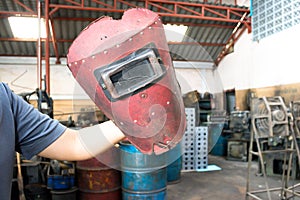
13, 0, 35, 13
0, 10, 36, 16
0, 0, 36, 15
51, 16, 237, 29
0, 37, 225, 47
47, 0, 250, 26
0, 0, 251, 65
215, 22, 247, 65
47, 0, 251, 65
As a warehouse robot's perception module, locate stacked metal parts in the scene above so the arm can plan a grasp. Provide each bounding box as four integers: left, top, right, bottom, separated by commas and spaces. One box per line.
246, 96, 300, 200
182, 108, 208, 171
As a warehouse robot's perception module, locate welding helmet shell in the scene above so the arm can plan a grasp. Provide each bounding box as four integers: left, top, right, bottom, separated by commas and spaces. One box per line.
67, 8, 186, 154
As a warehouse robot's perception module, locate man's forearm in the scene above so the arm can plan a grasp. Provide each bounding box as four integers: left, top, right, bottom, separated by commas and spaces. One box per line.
39, 120, 125, 161
76, 120, 125, 159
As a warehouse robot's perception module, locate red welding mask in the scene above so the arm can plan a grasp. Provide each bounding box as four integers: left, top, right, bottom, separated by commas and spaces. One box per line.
67, 8, 186, 154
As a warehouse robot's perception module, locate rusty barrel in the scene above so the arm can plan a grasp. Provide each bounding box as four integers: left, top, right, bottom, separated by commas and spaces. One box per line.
76, 156, 122, 200
119, 141, 167, 200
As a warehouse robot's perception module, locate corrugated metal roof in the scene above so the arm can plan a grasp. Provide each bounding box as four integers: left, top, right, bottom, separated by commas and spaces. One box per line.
0, 0, 250, 64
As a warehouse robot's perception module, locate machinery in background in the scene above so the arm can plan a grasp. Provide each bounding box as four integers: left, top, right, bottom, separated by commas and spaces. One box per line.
16, 80, 78, 199
36, 87, 53, 118
289, 101, 300, 179
261, 100, 300, 180
47, 160, 75, 190
182, 90, 216, 126
15, 80, 54, 200
291, 100, 300, 138
226, 110, 250, 161
182, 90, 227, 169
18, 77, 53, 118
246, 96, 300, 200
199, 92, 215, 123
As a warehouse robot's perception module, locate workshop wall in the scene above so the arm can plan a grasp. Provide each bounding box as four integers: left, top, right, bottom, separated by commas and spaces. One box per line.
0, 59, 222, 120
218, 23, 300, 91
218, 23, 300, 110
235, 83, 300, 110
0, 60, 219, 98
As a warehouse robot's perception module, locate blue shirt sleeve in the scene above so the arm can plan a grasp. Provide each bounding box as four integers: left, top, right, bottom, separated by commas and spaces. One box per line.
4, 83, 67, 159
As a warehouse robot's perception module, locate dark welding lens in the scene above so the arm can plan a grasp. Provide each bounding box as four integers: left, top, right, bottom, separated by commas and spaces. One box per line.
94, 47, 165, 101
110, 58, 155, 95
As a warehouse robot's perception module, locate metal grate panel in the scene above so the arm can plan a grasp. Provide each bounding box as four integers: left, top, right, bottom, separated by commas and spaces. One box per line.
182, 108, 196, 171
195, 126, 208, 170
182, 108, 208, 171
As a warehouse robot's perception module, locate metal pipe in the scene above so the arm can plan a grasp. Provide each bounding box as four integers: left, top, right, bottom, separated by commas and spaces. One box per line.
37, 0, 42, 89
45, 0, 50, 94
50, 19, 61, 64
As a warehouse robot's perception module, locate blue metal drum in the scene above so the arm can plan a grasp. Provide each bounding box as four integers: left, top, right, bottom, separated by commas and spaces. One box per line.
167, 157, 182, 184
119, 141, 167, 200
122, 190, 166, 200
166, 142, 182, 184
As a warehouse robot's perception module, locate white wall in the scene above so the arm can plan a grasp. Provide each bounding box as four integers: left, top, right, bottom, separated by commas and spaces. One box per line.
174, 61, 223, 94
218, 23, 300, 90
0, 58, 223, 103
0, 57, 89, 99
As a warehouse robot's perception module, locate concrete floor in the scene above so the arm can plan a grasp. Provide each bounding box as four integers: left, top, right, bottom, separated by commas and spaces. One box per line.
167, 155, 300, 200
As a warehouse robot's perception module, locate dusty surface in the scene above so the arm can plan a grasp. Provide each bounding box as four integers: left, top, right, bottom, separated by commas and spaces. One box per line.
167, 155, 300, 200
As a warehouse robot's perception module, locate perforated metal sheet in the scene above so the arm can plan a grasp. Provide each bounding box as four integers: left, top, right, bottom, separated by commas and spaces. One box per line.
182, 108, 196, 171
182, 108, 208, 171
195, 126, 208, 170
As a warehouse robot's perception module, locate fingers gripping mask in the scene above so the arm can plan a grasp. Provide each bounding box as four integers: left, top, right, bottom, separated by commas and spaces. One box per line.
67, 8, 186, 154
